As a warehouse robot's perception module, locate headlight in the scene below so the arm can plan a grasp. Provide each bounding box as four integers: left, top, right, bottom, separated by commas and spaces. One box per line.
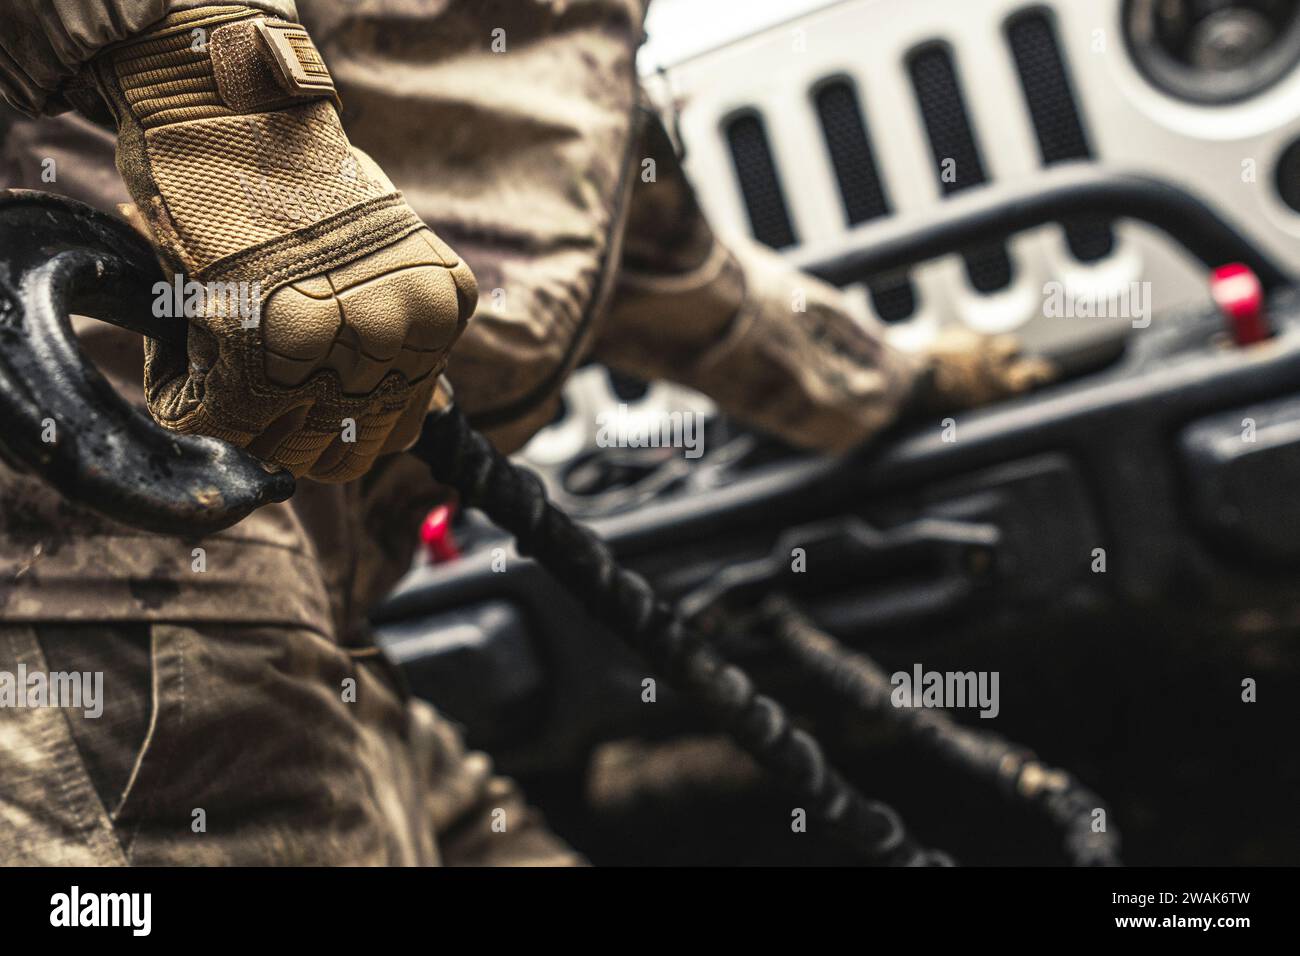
1124, 0, 1300, 103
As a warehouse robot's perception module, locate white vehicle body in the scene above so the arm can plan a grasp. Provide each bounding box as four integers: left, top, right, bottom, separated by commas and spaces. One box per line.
524, 0, 1300, 467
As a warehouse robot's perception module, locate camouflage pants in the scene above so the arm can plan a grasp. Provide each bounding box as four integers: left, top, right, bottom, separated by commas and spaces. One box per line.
0, 622, 579, 865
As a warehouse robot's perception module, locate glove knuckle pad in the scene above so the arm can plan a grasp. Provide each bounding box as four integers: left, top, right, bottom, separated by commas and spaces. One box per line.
262, 276, 343, 387
260, 231, 466, 393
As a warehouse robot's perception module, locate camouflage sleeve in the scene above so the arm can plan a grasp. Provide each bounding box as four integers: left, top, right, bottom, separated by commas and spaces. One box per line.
592, 115, 923, 455
0, 0, 297, 117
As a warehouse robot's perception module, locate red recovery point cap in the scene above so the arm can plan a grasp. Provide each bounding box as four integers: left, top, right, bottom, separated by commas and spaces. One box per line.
1211, 263, 1270, 346
420, 504, 460, 563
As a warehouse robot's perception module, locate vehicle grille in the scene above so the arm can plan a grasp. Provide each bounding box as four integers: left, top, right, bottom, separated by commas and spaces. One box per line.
721, 4, 1121, 319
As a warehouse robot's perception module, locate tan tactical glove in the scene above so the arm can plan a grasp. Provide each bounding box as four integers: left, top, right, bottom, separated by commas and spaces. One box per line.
908, 327, 1056, 417
90, 4, 476, 482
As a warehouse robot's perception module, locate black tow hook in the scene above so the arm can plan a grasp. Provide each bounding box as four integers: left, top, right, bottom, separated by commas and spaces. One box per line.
0, 189, 293, 534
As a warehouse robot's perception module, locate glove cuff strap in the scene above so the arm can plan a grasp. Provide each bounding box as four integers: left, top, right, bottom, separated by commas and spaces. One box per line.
221, 18, 340, 112
100, 6, 339, 129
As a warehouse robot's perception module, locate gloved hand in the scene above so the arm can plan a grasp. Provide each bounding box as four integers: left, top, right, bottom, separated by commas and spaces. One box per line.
908, 326, 1056, 416
90, 4, 476, 482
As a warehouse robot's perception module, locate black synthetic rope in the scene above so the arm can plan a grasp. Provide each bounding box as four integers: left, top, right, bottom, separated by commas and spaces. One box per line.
414, 404, 950, 866
759, 597, 1122, 866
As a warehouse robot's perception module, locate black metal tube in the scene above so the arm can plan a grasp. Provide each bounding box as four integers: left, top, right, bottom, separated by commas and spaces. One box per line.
794, 164, 1292, 291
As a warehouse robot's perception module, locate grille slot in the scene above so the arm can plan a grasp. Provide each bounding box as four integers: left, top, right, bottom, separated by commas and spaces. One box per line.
908, 43, 1015, 294
1278, 136, 1300, 214
1007, 8, 1113, 262
815, 79, 890, 224
724, 111, 797, 250
813, 78, 916, 321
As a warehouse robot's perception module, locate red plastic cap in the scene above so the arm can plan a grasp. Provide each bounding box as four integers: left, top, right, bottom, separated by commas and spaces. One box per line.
420, 504, 460, 563
1211, 263, 1270, 346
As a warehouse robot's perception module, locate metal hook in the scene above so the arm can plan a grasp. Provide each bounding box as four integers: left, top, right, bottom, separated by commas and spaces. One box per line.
0, 189, 293, 535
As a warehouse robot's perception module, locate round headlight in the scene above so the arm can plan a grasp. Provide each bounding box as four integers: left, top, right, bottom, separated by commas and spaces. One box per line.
1124, 0, 1300, 103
